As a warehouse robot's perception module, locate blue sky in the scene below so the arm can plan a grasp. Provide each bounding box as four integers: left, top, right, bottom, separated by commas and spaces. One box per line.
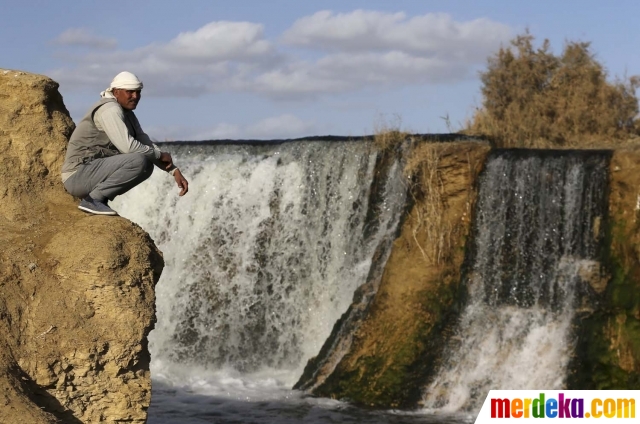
2, 0, 639, 140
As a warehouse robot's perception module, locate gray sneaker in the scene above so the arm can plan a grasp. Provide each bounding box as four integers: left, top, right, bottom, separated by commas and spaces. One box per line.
78, 197, 118, 216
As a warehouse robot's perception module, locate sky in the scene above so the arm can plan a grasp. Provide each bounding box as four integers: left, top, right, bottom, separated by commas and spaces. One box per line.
2, 0, 639, 141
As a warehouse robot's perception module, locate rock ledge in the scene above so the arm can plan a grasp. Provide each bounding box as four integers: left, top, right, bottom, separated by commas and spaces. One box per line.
0, 69, 163, 422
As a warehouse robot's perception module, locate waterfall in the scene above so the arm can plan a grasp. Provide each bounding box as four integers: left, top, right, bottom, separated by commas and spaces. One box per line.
113, 140, 407, 383
423, 150, 609, 413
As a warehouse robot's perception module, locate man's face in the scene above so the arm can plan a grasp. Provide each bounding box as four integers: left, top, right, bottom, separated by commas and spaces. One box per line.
113, 88, 141, 110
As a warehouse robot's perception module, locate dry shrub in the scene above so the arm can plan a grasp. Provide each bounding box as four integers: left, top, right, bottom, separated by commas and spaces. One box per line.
404, 143, 451, 265
373, 114, 409, 150
468, 32, 640, 148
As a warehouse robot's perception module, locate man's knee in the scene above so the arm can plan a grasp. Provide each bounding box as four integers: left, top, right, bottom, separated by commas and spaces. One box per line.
127, 153, 154, 177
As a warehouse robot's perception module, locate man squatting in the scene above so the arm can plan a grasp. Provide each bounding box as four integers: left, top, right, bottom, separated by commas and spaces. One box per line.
61, 71, 189, 215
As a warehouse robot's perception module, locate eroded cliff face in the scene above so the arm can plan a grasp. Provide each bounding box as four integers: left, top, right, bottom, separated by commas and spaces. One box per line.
298, 141, 491, 407
0, 69, 162, 422
607, 148, 640, 381
569, 148, 640, 388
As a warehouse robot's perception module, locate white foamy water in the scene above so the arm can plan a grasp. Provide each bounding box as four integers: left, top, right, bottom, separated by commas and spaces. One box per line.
111, 145, 608, 422
112, 141, 448, 423
423, 151, 609, 414
424, 258, 587, 413
147, 361, 472, 423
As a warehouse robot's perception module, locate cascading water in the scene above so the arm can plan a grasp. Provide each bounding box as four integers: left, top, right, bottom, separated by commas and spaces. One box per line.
111, 142, 610, 423
112, 140, 411, 422
423, 150, 609, 413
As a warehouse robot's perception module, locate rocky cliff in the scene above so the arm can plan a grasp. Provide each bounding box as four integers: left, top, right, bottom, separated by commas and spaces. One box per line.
0, 69, 162, 422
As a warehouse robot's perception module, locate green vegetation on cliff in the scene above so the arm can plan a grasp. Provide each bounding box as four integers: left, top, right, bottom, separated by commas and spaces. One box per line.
571, 222, 640, 389
313, 270, 461, 408
570, 151, 640, 389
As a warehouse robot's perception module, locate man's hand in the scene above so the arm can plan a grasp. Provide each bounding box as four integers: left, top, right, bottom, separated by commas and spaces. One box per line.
173, 169, 189, 196
159, 152, 174, 170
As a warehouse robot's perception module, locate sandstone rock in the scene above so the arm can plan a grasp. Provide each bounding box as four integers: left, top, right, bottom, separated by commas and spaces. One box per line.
0, 69, 163, 422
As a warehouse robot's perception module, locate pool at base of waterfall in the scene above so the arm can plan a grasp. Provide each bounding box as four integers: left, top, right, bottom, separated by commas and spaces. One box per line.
147, 373, 474, 424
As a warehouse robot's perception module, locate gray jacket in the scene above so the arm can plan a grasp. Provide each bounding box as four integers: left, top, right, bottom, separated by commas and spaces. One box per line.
61, 98, 161, 181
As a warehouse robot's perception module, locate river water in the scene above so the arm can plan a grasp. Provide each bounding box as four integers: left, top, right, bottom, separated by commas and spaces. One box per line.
113, 143, 608, 423
114, 141, 468, 423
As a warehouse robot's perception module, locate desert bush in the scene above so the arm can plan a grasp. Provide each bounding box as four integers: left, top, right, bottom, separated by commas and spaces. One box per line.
468, 32, 640, 148
404, 143, 452, 265
373, 114, 410, 151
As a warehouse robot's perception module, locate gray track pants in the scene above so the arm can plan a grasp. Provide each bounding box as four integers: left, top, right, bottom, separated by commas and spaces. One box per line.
63, 153, 154, 202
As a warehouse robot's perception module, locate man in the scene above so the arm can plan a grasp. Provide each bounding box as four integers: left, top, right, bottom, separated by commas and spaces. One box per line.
61, 71, 189, 215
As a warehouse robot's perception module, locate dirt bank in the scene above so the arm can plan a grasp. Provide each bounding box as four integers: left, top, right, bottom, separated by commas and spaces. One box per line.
0, 69, 162, 422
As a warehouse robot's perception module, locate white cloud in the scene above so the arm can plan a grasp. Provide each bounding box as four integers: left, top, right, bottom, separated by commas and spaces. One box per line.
48, 12, 512, 100
245, 114, 315, 138
194, 122, 243, 140
147, 115, 315, 141
282, 10, 403, 50
252, 51, 465, 99
52, 28, 117, 50
49, 21, 280, 97
281, 10, 511, 62
163, 21, 274, 62
254, 11, 511, 98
